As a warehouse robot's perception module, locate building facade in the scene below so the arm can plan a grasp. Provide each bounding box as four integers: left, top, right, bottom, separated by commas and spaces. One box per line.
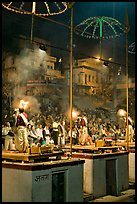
64, 58, 111, 96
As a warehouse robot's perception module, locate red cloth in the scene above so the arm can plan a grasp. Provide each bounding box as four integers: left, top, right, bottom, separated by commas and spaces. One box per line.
81, 118, 86, 127
16, 112, 28, 127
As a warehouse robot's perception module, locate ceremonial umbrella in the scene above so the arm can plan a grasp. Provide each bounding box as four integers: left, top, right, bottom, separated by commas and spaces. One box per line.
2, 2, 68, 41
74, 16, 125, 58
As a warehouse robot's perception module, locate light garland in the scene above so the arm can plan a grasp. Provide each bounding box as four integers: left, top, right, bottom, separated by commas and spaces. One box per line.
128, 42, 135, 54
74, 16, 125, 39
2, 2, 68, 16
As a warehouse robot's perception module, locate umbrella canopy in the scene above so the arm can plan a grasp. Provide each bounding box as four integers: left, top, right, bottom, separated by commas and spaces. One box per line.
2, 2, 68, 43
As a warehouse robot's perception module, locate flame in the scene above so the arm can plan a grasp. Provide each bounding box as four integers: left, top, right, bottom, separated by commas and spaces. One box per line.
72, 110, 79, 119
19, 100, 29, 109
72, 111, 77, 118
117, 109, 126, 117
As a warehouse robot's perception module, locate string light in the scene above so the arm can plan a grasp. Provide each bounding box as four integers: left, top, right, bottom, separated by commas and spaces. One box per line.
2, 2, 68, 16
74, 16, 125, 39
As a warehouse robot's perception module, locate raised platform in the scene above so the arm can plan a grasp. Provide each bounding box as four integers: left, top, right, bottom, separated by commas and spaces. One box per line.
2, 158, 85, 202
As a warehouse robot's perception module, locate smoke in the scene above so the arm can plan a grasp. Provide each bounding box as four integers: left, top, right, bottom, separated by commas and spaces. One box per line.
116, 73, 126, 104
10, 45, 48, 114
12, 95, 41, 115
7, 45, 48, 86
14, 45, 48, 83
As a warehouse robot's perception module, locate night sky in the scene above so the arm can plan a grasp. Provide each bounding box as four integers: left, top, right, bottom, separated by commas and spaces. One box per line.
2, 2, 135, 75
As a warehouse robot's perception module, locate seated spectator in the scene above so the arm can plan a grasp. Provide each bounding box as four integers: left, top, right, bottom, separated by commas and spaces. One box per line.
99, 125, 108, 139
29, 125, 39, 145
36, 124, 45, 145
27, 124, 34, 147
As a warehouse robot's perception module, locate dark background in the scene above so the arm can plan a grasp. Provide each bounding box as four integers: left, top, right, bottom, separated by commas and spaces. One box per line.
2, 2, 135, 76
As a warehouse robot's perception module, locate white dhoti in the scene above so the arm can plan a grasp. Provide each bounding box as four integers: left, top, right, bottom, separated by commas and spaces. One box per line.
125, 125, 134, 142
15, 126, 28, 152
79, 127, 88, 145
58, 135, 65, 145
4, 136, 14, 151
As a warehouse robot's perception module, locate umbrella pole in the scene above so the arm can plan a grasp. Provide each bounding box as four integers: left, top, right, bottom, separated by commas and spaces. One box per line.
69, 7, 73, 157
31, 14, 34, 43
100, 37, 102, 59
125, 11, 130, 150
30, 2, 36, 43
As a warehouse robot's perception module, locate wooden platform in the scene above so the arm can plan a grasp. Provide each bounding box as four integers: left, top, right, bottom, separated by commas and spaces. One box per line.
62, 142, 135, 154
114, 142, 135, 148
62, 144, 120, 154
63, 144, 98, 153
2, 142, 135, 163
2, 150, 64, 163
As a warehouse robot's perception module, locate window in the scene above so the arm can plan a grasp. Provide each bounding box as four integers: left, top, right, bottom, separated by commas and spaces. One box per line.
88, 75, 91, 82
78, 74, 80, 83
85, 74, 87, 84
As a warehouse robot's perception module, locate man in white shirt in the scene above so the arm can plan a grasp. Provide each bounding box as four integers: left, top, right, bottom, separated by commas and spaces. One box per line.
51, 119, 59, 145
3, 122, 14, 150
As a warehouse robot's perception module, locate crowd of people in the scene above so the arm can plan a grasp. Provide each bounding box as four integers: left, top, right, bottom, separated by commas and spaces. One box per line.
2, 102, 135, 152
